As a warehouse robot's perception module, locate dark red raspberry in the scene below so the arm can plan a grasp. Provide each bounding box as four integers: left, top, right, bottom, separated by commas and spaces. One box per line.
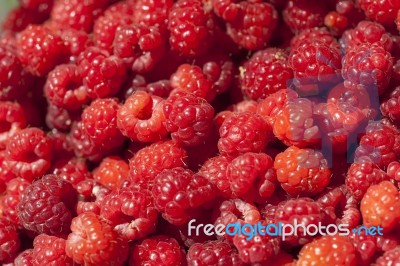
17, 174, 77, 236
5, 128, 53, 181
152, 167, 216, 225
0, 46, 32, 101
77, 47, 126, 99
340, 20, 393, 53
381, 86, 400, 122
0, 178, 30, 225
361, 181, 400, 232
52, 157, 92, 189
0, 101, 26, 150
274, 146, 331, 196
117, 91, 167, 142
170, 64, 212, 100
187, 240, 244, 266
100, 184, 158, 240
289, 40, 342, 93
31, 234, 73, 266
163, 90, 215, 146
387, 161, 400, 181
54, 28, 93, 60
133, 0, 173, 29
93, 156, 129, 191
168, 0, 215, 56
45, 104, 80, 132
16, 25, 66, 76
346, 161, 390, 201
342, 43, 393, 95
66, 212, 129, 266
357, 0, 400, 26
226, 2, 277, 50
240, 48, 293, 100
290, 27, 338, 49
324, 11, 349, 36
273, 98, 320, 147
297, 235, 357, 265
130, 235, 185, 266
375, 246, 400, 266
2, 6, 49, 33
0, 219, 20, 263
50, 0, 106, 32
218, 112, 269, 157
44, 64, 89, 110
14, 249, 33, 266
283, 0, 327, 32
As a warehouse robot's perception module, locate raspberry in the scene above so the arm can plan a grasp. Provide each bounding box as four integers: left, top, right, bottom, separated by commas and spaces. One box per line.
297, 235, 357, 265
231, 100, 258, 114
0, 101, 26, 150
0, 178, 30, 225
130, 235, 185, 266
163, 90, 215, 146
152, 167, 216, 225
240, 48, 293, 100
50, 0, 105, 32
290, 27, 337, 49
342, 43, 393, 95
289, 40, 342, 93
14, 249, 33, 266
52, 157, 92, 188
187, 240, 244, 266
387, 161, 400, 181
199, 154, 230, 192
141, 80, 172, 98
218, 112, 269, 157
381, 86, 400, 122
45, 104, 80, 132
17, 174, 77, 236
375, 246, 400, 266
31, 234, 73, 266
324, 11, 349, 36
133, 0, 173, 29
168, 0, 215, 56
44, 64, 90, 110
340, 20, 393, 53
77, 47, 127, 99
117, 91, 167, 142
0, 219, 20, 263
0, 46, 33, 101
273, 98, 320, 147
53, 27, 93, 60
5, 128, 53, 181
360, 181, 400, 232
283, 0, 327, 32
2, 6, 49, 33
66, 212, 129, 266
274, 146, 331, 196
357, 0, 400, 26
226, 2, 277, 50
16, 25, 66, 76
93, 156, 129, 191
20, 0, 54, 12
345, 161, 390, 201
170, 64, 212, 100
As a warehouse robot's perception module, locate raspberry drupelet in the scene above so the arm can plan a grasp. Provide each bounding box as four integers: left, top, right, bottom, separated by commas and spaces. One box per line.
274, 146, 331, 196
117, 90, 168, 143
31, 234, 73, 266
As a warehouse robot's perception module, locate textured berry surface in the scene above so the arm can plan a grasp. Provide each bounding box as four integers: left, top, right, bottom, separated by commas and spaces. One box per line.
170, 64, 212, 99
0, 219, 20, 263
375, 246, 400, 266
357, 0, 400, 25
93, 156, 128, 190
31, 234, 73, 266
283, 0, 327, 32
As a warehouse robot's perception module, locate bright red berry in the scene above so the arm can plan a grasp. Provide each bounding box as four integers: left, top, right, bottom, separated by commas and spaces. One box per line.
0, 219, 20, 263
283, 0, 327, 32
31, 234, 73, 266
357, 0, 400, 26
375, 246, 400, 266
93, 156, 129, 191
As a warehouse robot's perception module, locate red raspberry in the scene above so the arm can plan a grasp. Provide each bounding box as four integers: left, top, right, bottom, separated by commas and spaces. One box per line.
50, 0, 106, 32
0, 178, 30, 225
45, 104, 80, 132
274, 146, 331, 196
218, 112, 269, 157
340, 20, 393, 53
17, 174, 77, 236
168, 0, 215, 56
44, 64, 89, 110
113, 24, 166, 73
387, 161, 400, 181
199, 154, 230, 192
5, 128, 53, 181
66, 212, 129, 266
54, 28, 92, 60
133, 0, 173, 29
52, 157, 91, 188
117, 91, 167, 142
342, 43, 393, 95
77, 47, 126, 99
381, 86, 400, 122
361, 181, 400, 232
273, 98, 320, 147
141, 80, 172, 98
130, 235, 185, 266
187, 240, 244, 266
171, 64, 212, 100
297, 235, 357, 265
240, 48, 293, 100
375, 246, 400, 266
226, 2, 277, 50
357, 0, 400, 26
0, 219, 20, 263
0, 46, 33, 101
152, 167, 216, 225
290, 27, 338, 49
0, 101, 26, 150
31, 234, 73, 266
324, 11, 349, 36
163, 90, 215, 146
283, 0, 327, 32
16, 25, 66, 76
93, 156, 129, 191
1, 6, 49, 33
345, 162, 390, 201
14, 249, 33, 266
289, 40, 342, 93
81, 98, 125, 149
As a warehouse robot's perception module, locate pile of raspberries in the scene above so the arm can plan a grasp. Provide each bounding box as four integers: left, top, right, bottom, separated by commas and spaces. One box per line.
2, 0, 400, 265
